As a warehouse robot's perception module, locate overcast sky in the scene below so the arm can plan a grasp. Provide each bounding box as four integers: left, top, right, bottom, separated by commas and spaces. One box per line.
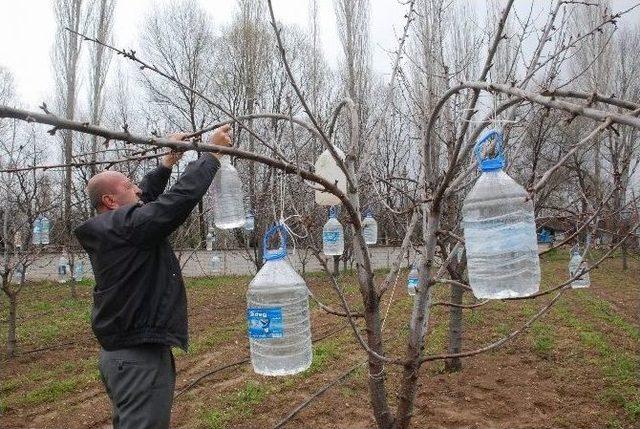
0, 0, 414, 109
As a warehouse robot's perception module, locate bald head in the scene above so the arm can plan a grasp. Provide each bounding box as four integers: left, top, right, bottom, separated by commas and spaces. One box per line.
87, 171, 141, 213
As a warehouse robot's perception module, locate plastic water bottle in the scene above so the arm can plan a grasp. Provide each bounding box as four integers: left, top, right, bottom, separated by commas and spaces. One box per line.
73, 260, 85, 281
57, 253, 69, 283
568, 248, 590, 288
244, 211, 255, 232
322, 207, 344, 256
32, 218, 42, 246
314, 145, 347, 206
362, 210, 378, 245
213, 156, 245, 229
205, 226, 215, 251
246, 224, 312, 376
40, 216, 50, 245
209, 252, 222, 274
462, 130, 540, 299
407, 264, 419, 296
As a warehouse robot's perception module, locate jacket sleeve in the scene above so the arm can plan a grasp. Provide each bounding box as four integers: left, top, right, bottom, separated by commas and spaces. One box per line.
127, 154, 220, 243
139, 164, 172, 203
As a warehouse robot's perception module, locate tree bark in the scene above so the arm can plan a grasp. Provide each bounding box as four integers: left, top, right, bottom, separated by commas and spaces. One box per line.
7, 290, 17, 357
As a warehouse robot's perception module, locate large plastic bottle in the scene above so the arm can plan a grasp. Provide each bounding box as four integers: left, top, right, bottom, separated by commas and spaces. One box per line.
32, 218, 42, 246
213, 156, 245, 229
40, 216, 50, 245
314, 145, 347, 206
362, 210, 378, 245
462, 130, 540, 299
246, 224, 312, 376
407, 264, 419, 296
322, 207, 344, 256
568, 248, 590, 288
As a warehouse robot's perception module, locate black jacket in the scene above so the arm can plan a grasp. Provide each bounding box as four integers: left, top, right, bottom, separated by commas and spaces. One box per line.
75, 154, 220, 351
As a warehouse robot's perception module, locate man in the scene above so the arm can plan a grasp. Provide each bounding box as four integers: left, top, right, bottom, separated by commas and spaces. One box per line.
74, 125, 232, 429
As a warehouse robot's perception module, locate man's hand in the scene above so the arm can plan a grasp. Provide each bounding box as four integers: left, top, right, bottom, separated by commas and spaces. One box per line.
209, 124, 233, 159
162, 133, 188, 168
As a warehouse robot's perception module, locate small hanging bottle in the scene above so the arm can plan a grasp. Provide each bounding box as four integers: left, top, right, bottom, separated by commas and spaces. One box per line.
209, 252, 222, 274
32, 217, 42, 246
73, 260, 85, 281
213, 156, 246, 229
205, 225, 215, 251
407, 264, 419, 296
40, 215, 50, 245
568, 247, 590, 288
244, 210, 255, 232
362, 209, 378, 245
57, 252, 69, 283
322, 206, 344, 256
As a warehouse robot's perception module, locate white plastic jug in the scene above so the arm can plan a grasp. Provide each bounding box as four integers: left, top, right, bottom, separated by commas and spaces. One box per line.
244, 211, 255, 232
462, 130, 540, 299
568, 248, 590, 288
314, 145, 347, 206
362, 210, 378, 245
213, 156, 245, 229
246, 224, 312, 376
323, 207, 344, 256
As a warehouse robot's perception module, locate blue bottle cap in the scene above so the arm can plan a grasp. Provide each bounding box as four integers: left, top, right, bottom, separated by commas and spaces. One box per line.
262, 223, 288, 261
474, 129, 505, 172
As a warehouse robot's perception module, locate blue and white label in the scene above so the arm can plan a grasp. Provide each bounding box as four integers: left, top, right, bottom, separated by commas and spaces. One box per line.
408, 278, 418, 288
247, 307, 283, 339
323, 231, 340, 244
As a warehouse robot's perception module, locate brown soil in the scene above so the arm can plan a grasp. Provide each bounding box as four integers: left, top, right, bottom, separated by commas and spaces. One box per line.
1, 255, 638, 429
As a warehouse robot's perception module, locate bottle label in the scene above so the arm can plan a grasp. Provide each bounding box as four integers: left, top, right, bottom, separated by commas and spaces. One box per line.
323, 231, 340, 244
408, 278, 418, 287
247, 307, 283, 339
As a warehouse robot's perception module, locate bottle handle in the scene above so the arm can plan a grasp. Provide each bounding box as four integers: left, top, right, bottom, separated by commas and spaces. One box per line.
262, 223, 288, 261
473, 129, 505, 171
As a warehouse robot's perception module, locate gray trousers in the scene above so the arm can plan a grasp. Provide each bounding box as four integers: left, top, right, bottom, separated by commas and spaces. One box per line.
99, 344, 176, 429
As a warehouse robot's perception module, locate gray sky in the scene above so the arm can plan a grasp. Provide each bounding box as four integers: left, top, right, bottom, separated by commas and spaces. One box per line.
0, 0, 411, 109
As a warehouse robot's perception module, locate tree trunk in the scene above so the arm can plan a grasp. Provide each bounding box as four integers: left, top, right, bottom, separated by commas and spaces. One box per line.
7, 291, 17, 357
333, 255, 340, 277
444, 283, 464, 372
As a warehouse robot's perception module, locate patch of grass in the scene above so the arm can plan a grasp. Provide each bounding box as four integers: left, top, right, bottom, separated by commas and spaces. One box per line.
465, 308, 483, 325
186, 275, 250, 290
22, 378, 79, 406
531, 322, 554, 358
304, 340, 340, 375
190, 326, 238, 354
199, 409, 227, 429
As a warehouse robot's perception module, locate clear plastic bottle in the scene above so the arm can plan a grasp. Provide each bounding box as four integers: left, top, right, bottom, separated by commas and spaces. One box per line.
73, 260, 84, 281
246, 224, 312, 376
209, 252, 222, 274
40, 216, 50, 245
244, 211, 255, 232
462, 130, 540, 299
322, 207, 344, 256
314, 145, 347, 206
205, 227, 215, 251
568, 248, 590, 288
32, 218, 42, 246
57, 253, 69, 283
362, 210, 378, 245
213, 156, 245, 229
407, 264, 419, 296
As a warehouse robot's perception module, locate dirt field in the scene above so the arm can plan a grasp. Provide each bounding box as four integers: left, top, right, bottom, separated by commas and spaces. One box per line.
1, 251, 639, 429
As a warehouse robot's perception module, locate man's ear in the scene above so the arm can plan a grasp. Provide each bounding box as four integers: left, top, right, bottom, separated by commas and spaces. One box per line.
101, 194, 117, 210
